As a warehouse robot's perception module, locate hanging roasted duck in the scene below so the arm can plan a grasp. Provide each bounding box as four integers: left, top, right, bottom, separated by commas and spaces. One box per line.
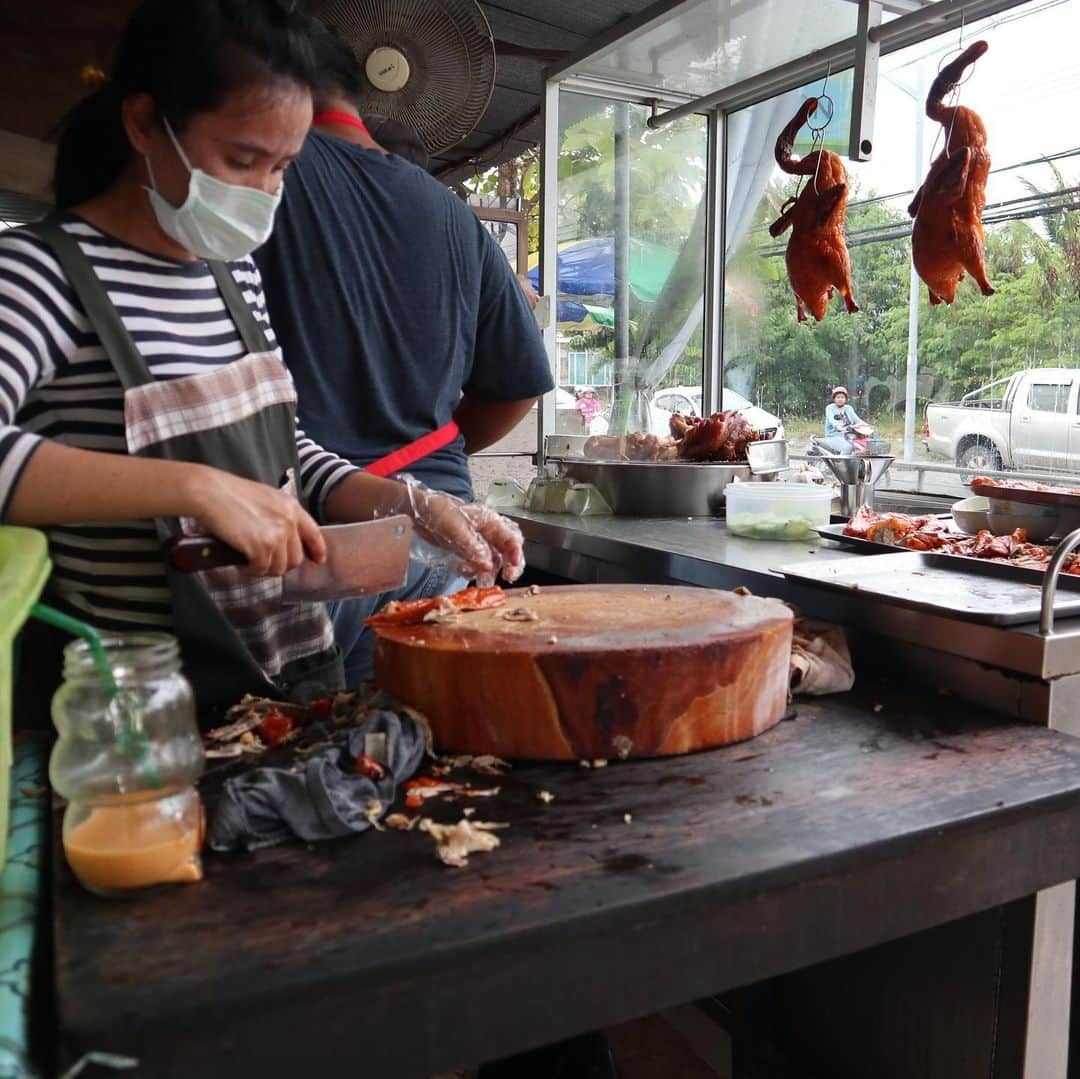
909, 41, 994, 305
769, 97, 859, 323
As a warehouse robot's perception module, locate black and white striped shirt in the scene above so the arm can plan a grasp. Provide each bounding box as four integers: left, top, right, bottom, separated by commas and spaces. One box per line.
0, 214, 358, 631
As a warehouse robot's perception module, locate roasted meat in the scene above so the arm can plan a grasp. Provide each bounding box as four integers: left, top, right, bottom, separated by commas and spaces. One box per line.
844, 506, 1080, 573
909, 42, 994, 305
364, 585, 506, 627
769, 97, 859, 323
677, 411, 760, 462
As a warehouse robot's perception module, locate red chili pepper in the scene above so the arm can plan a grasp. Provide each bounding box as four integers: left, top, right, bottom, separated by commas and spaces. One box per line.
306, 697, 334, 722
403, 776, 453, 809
256, 709, 294, 747
355, 755, 387, 782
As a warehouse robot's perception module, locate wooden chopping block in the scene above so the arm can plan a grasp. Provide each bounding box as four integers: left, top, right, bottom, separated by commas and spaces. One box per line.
373, 584, 793, 760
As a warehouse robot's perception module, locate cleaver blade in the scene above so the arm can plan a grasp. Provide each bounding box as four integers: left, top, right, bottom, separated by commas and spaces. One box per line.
282, 517, 413, 603
166, 515, 413, 604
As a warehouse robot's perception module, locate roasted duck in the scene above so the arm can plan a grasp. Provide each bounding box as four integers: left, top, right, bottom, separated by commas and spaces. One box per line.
583, 411, 765, 463
769, 97, 859, 323
909, 41, 993, 305
843, 505, 1078, 572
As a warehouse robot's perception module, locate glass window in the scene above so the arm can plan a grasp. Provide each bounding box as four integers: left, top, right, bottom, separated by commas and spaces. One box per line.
1027, 383, 1072, 414
723, 1, 1080, 492
578, 0, 870, 99
549, 91, 708, 436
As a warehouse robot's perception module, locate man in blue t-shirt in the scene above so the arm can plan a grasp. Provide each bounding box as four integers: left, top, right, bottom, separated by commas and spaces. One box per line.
256, 27, 553, 685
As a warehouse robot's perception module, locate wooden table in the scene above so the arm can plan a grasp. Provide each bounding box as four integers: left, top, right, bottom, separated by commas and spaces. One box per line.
53, 678, 1080, 1077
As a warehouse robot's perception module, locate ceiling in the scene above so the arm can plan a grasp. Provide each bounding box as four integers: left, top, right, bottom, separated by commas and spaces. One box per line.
0, 0, 663, 185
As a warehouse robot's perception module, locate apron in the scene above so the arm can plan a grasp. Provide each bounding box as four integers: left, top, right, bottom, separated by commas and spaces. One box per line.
25, 216, 344, 716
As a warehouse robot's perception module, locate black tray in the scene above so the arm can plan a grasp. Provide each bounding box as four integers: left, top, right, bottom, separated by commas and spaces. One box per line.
812, 523, 1080, 593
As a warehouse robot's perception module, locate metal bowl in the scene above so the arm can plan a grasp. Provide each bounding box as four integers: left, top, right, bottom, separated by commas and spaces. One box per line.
950, 496, 990, 535
561, 460, 751, 516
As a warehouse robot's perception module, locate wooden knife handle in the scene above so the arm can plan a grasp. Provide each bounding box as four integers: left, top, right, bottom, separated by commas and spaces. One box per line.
167, 534, 247, 572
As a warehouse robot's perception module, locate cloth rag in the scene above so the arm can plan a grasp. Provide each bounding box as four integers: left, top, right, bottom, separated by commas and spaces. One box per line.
790, 618, 855, 696
207, 708, 426, 852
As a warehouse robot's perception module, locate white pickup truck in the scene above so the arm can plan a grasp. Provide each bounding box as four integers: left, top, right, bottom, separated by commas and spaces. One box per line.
924, 368, 1080, 471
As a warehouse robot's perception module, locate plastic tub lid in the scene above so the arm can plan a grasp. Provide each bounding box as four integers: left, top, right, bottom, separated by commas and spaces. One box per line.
726, 482, 832, 501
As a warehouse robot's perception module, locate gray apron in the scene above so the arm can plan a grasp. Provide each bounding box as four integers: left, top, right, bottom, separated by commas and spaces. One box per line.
24, 216, 344, 718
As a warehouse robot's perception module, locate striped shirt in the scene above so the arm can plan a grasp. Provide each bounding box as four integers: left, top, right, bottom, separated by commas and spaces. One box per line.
0, 214, 358, 633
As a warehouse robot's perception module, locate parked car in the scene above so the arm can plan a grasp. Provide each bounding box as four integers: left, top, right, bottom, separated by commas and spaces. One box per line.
650, 386, 785, 439
924, 368, 1080, 471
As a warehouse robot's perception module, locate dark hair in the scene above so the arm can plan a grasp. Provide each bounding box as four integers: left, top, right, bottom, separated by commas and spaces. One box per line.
54, 0, 321, 207
364, 116, 429, 170
308, 20, 365, 110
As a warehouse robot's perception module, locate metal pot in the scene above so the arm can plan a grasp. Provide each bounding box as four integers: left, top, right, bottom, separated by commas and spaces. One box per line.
560, 460, 751, 516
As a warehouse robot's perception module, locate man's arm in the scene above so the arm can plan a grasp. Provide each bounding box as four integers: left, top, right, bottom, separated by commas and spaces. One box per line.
453, 395, 539, 455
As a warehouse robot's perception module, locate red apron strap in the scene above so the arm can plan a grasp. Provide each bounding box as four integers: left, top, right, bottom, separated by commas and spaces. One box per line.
364, 420, 462, 478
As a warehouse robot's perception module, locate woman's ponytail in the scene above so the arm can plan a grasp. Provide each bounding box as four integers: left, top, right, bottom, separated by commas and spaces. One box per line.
53, 82, 128, 208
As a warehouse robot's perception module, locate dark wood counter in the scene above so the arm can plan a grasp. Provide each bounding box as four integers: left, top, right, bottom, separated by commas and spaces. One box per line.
54, 678, 1080, 1077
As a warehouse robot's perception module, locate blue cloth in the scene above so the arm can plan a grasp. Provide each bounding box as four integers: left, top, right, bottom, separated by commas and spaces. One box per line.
255, 132, 554, 501
331, 560, 471, 686
207, 708, 427, 852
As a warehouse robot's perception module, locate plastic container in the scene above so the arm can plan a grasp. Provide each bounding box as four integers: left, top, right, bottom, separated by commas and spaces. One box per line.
0, 527, 51, 867
725, 482, 833, 541
50, 633, 205, 897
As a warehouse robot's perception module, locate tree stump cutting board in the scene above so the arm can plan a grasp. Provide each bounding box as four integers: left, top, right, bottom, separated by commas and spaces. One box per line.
373, 584, 794, 760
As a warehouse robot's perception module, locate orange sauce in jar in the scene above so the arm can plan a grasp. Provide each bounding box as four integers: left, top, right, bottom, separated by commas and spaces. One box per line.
63, 790, 204, 895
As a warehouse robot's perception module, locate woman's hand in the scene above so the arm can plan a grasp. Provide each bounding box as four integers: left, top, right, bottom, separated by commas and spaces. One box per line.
410, 489, 525, 587
321, 470, 526, 586
183, 465, 326, 577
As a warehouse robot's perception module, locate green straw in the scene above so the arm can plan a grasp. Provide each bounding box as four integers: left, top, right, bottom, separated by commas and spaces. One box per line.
31, 603, 164, 790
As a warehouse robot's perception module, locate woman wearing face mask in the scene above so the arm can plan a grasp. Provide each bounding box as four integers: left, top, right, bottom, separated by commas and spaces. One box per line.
0, 0, 523, 716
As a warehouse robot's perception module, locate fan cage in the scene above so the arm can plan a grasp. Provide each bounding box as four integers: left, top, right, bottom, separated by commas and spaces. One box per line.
318, 0, 496, 156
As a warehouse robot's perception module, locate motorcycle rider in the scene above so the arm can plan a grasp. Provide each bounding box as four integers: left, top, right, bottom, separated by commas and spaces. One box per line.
821, 386, 866, 454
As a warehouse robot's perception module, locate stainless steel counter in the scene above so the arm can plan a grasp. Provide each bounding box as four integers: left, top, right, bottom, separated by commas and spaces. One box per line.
509, 510, 1080, 729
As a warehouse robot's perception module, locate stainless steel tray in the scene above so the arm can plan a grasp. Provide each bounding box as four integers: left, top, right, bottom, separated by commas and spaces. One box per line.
778, 551, 1080, 625
812, 523, 1080, 593
560, 459, 750, 517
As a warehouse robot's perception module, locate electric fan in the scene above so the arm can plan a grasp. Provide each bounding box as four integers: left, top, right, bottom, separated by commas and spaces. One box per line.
317, 0, 497, 156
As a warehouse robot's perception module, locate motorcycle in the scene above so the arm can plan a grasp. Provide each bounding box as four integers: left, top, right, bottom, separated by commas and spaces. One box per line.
808, 421, 891, 457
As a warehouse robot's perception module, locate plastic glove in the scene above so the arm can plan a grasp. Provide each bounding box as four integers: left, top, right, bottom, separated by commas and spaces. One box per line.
383, 474, 525, 586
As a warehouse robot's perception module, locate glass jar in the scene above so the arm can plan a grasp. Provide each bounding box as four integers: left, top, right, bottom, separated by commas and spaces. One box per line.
50, 634, 205, 897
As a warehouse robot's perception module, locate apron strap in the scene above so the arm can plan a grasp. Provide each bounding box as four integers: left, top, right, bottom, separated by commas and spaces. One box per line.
24, 215, 154, 390
206, 260, 273, 355
364, 419, 462, 478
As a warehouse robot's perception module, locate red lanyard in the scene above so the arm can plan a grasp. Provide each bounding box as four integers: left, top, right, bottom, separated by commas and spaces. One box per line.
313, 111, 373, 139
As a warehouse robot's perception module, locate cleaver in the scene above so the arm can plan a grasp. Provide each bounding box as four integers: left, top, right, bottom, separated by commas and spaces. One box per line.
166, 516, 413, 603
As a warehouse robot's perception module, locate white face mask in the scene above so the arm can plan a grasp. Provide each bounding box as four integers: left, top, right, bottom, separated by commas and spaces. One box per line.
144, 117, 281, 261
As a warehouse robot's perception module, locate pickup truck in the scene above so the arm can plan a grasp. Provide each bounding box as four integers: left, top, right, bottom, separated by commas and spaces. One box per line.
924, 368, 1080, 471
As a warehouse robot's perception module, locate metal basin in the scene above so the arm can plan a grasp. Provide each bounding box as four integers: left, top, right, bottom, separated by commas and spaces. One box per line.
561, 460, 751, 516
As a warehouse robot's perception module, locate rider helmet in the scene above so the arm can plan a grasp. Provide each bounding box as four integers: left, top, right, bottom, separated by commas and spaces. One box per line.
831, 386, 849, 399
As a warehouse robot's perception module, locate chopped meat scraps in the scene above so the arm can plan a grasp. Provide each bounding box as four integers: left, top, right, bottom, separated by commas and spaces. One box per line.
364, 586, 506, 627
403, 777, 501, 810
420, 818, 508, 868
385, 813, 420, 832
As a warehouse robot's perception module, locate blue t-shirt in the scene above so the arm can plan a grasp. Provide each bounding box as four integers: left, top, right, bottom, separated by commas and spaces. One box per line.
255, 131, 553, 500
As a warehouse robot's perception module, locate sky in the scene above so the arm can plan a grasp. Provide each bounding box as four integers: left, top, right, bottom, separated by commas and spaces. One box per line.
852, 0, 1080, 214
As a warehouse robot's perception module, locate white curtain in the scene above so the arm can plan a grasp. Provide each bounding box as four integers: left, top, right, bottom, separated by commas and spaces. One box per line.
625, 88, 803, 424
